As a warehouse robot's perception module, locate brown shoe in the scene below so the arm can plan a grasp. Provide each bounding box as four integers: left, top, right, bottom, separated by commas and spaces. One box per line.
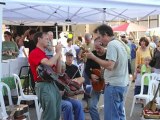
84, 107, 89, 113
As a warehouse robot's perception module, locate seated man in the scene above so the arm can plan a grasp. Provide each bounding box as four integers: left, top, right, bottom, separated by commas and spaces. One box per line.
60, 52, 85, 120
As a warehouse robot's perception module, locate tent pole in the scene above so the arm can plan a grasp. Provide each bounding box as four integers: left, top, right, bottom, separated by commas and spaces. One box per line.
0, 3, 4, 82
56, 25, 58, 43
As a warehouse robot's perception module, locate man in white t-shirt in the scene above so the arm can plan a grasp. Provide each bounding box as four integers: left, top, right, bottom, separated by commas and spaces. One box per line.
58, 32, 67, 47
85, 24, 129, 120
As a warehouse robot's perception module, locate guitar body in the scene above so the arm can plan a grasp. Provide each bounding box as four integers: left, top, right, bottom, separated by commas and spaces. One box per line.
91, 69, 105, 92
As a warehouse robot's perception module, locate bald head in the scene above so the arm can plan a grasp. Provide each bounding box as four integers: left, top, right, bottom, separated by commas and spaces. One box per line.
84, 33, 92, 44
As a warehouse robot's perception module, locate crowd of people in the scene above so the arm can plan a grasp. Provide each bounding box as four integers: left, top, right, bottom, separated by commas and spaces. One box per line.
2, 24, 160, 120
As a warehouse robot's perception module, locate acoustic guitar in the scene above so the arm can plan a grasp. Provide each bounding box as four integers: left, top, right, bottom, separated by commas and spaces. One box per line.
91, 69, 105, 92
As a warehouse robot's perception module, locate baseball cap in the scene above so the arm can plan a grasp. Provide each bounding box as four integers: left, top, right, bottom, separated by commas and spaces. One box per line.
120, 32, 126, 37
65, 52, 73, 56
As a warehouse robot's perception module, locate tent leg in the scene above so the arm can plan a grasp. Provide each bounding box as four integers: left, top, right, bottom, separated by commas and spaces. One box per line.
56, 25, 58, 43
0, 3, 4, 82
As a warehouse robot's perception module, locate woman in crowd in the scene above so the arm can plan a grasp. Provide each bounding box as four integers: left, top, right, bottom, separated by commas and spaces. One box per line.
2, 31, 19, 60
136, 37, 152, 68
16, 36, 28, 58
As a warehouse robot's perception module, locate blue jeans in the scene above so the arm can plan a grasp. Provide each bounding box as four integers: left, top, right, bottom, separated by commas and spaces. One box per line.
88, 90, 101, 120
83, 71, 91, 85
61, 98, 85, 120
104, 85, 127, 120
86, 85, 92, 95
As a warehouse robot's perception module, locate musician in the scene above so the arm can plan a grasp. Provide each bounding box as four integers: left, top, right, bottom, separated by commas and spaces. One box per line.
78, 33, 94, 104
85, 24, 129, 120
85, 37, 106, 120
28, 32, 62, 120
78, 33, 94, 62
60, 51, 85, 120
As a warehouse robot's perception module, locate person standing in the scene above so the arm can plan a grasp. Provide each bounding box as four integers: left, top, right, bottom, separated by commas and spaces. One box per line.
128, 37, 137, 76
152, 35, 159, 46
78, 33, 94, 62
152, 41, 160, 74
141, 57, 152, 94
22, 29, 37, 90
45, 31, 54, 58
22, 29, 36, 54
64, 38, 77, 65
78, 33, 94, 104
28, 32, 62, 120
120, 34, 132, 75
136, 37, 152, 68
85, 37, 106, 120
2, 31, 19, 60
85, 24, 129, 120
16, 36, 28, 58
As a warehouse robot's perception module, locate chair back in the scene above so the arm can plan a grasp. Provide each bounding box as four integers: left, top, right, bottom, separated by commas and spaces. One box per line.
0, 82, 13, 119
13, 74, 25, 97
149, 73, 160, 103
148, 79, 159, 100
140, 73, 151, 95
150, 73, 159, 81
140, 73, 158, 95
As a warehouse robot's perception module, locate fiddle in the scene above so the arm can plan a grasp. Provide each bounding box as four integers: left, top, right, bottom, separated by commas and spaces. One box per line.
91, 68, 105, 92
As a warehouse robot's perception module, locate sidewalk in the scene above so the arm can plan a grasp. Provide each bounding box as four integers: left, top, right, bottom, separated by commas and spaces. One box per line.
29, 82, 143, 120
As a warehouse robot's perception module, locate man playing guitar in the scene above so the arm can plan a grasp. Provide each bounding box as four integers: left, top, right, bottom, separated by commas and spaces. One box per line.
29, 32, 62, 120
85, 37, 106, 120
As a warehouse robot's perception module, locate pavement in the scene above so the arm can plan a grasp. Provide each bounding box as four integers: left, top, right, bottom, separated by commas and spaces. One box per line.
28, 82, 146, 120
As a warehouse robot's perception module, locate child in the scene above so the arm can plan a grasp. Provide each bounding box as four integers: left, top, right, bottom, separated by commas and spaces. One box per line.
134, 64, 142, 95
141, 56, 152, 94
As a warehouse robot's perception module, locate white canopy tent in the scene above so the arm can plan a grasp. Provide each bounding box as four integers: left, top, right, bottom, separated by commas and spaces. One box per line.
1, 0, 160, 26
0, 0, 160, 81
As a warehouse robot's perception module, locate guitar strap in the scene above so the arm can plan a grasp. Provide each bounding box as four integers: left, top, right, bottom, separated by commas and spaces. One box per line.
116, 39, 130, 56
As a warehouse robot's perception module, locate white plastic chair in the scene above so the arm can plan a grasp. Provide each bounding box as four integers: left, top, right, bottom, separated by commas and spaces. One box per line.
141, 79, 160, 120
148, 79, 159, 101
0, 82, 30, 120
0, 82, 12, 120
130, 73, 159, 117
13, 74, 40, 120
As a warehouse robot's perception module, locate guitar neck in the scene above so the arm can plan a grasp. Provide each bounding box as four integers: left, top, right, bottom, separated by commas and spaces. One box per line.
100, 68, 104, 80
